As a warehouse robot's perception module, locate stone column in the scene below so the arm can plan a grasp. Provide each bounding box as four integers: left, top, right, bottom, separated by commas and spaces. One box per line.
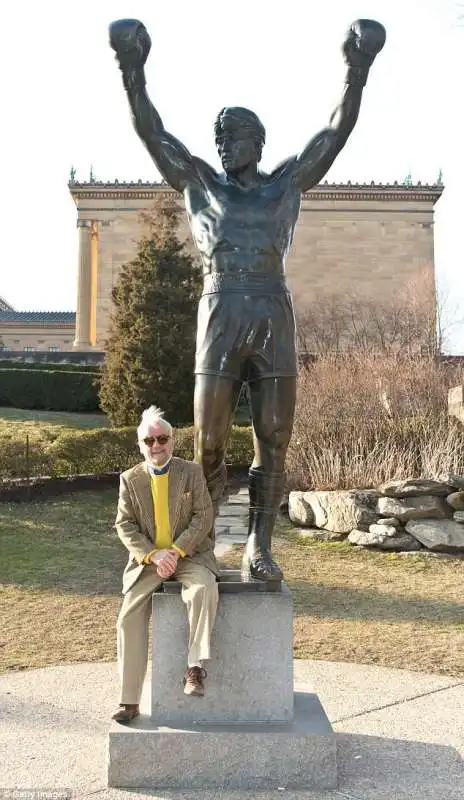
73, 220, 92, 350
449, 386, 464, 424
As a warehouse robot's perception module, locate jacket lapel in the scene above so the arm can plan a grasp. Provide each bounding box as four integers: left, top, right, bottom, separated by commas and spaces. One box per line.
132, 463, 155, 541
168, 458, 187, 535
131, 459, 187, 543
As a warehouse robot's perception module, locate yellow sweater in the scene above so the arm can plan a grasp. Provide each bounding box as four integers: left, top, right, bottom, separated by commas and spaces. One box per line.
142, 470, 185, 564
151, 472, 172, 549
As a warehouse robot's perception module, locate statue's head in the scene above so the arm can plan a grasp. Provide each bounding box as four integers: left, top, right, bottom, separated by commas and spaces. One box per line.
214, 107, 266, 173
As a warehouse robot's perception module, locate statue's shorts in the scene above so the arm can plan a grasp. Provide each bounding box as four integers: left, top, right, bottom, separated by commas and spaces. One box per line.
194, 274, 298, 382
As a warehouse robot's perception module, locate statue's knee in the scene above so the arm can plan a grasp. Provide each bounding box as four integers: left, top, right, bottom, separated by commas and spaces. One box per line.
256, 427, 290, 453
195, 432, 225, 470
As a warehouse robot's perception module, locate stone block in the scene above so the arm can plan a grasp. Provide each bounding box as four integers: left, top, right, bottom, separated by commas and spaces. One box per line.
448, 385, 464, 423
108, 691, 337, 790
151, 583, 293, 725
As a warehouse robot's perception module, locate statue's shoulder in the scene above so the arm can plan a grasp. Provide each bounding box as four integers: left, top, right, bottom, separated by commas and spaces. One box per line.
266, 156, 298, 184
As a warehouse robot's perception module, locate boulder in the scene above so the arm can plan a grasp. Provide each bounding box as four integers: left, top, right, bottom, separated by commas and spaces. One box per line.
288, 492, 314, 526
446, 491, 464, 511
292, 489, 379, 533
369, 523, 398, 538
379, 478, 452, 497
405, 519, 464, 552
454, 512, 464, 524
438, 474, 464, 491
349, 527, 421, 551
379, 517, 401, 528
348, 529, 385, 547
379, 533, 422, 551
376, 495, 450, 522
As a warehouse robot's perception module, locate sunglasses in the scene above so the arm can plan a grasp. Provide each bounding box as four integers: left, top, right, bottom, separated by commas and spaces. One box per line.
141, 435, 171, 446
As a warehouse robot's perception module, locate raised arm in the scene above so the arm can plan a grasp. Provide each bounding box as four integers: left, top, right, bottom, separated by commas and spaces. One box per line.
109, 19, 215, 193
291, 20, 386, 192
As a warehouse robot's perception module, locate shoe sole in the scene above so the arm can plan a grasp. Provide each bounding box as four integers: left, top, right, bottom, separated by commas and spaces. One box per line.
112, 713, 140, 724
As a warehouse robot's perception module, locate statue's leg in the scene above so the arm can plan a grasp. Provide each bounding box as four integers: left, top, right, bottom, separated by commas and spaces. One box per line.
242, 375, 297, 581
193, 373, 243, 526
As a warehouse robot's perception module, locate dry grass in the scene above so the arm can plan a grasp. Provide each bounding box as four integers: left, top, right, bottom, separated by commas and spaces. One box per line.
287, 353, 464, 490
1, 490, 463, 677
219, 526, 464, 678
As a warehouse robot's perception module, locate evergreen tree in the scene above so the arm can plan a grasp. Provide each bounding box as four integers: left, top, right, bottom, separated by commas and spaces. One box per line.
99, 200, 202, 426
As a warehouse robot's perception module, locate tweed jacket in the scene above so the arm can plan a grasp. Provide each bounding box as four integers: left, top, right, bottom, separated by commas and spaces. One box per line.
115, 457, 219, 593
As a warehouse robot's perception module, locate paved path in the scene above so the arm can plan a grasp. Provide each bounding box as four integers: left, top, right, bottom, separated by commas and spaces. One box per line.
1, 489, 463, 799
214, 486, 249, 557
2, 660, 462, 800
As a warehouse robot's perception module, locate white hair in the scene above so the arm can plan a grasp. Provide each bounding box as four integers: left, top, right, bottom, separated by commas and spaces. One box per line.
137, 405, 173, 439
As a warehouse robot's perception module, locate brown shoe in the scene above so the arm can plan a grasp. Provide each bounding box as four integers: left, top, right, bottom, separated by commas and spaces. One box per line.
111, 704, 140, 724
183, 667, 207, 697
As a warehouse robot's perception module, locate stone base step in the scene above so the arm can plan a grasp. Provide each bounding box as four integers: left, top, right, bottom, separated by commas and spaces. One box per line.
108, 691, 338, 790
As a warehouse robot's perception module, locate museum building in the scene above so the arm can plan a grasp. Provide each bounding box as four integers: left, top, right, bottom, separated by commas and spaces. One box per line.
0, 179, 443, 355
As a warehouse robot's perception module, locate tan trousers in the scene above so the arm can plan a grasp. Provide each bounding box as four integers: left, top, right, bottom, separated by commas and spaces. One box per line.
116, 560, 219, 704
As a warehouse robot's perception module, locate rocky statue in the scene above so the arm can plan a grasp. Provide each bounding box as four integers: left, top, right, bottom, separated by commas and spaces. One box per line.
109, 17, 386, 581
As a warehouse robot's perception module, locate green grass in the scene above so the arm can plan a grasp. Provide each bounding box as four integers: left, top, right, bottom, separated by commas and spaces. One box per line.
0, 407, 108, 429
1, 491, 463, 676
0, 489, 123, 671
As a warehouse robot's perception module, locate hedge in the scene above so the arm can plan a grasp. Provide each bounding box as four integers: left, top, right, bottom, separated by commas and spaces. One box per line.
0, 361, 100, 373
0, 424, 254, 479
0, 369, 100, 411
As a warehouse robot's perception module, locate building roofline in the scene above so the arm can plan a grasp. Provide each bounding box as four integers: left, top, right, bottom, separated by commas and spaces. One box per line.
68, 179, 444, 205
0, 311, 76, 326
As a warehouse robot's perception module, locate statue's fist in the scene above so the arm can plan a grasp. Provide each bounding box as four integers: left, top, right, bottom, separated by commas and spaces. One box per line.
343, 19, 386, 70
109, 19, 151, 70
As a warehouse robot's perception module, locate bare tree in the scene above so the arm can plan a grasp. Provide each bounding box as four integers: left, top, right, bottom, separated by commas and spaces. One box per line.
296, 266, 447, 358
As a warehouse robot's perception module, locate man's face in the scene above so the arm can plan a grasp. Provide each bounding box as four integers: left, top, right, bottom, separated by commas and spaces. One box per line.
138, 422, 173, 468
216, 123, 258, 173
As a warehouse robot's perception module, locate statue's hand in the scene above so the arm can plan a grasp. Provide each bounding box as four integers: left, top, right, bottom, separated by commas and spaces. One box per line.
109, 18, 151, 72
342, 19, 386, 70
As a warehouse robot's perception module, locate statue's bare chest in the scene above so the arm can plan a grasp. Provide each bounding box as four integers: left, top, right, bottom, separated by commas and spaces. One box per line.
184, 176, 301, 259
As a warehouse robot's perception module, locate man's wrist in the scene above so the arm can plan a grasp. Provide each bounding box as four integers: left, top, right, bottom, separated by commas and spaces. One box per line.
142, 548, 157, 565
345, 65, 369, 87
121, 66, 146, 91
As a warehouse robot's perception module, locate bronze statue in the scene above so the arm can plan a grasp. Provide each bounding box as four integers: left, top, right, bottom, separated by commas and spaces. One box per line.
109, 17, 386, 581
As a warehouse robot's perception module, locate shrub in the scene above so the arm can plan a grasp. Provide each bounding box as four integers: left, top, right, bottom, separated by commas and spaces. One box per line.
0, 424, 254, 479
0, 435, 54, 480
0, 370, 100, 412
0, 361, 100, 373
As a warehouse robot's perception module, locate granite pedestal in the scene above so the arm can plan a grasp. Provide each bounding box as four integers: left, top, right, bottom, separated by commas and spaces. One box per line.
152, 573, 294, 724
108, 572, 338, 790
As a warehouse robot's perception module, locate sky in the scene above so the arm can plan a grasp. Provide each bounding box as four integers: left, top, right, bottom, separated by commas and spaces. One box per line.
1, 0, 463, 352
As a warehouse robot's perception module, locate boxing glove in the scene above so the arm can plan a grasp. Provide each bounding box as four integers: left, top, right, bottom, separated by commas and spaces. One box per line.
343, 19, 386, 70
109, 18, 151, 71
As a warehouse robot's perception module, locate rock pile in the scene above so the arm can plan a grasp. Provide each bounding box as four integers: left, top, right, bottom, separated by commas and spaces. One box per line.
288, 475, 464, 554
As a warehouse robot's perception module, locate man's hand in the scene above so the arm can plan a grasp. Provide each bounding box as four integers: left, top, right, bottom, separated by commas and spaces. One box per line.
109, 19, 151, 73
343, 19, 386, 71
150, 549, 179, 579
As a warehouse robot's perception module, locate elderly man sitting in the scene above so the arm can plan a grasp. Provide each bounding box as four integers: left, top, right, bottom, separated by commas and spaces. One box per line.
112, 405, 219, 724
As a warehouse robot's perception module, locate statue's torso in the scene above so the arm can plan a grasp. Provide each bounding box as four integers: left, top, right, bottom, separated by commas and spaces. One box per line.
184, 167, 301, 276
